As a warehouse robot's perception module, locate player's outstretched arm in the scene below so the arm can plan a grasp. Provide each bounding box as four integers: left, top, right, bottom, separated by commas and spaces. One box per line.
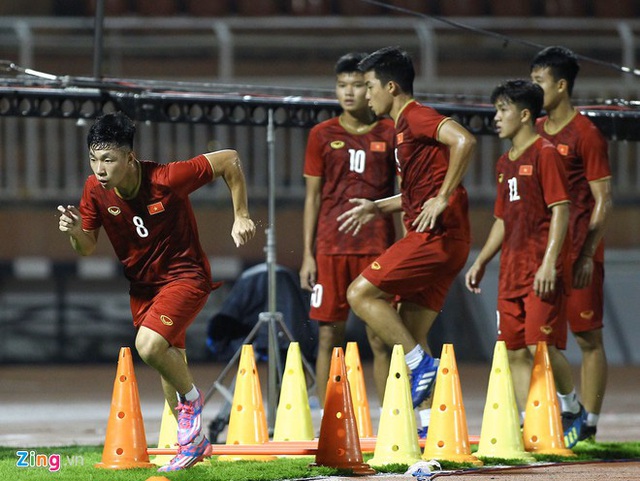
337, 194, 401, 236
204, 150, 256, 247
464, 218, 504, 294
57, 205, 98, 256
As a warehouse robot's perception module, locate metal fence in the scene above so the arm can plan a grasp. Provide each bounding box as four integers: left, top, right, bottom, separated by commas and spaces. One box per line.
1, 16, 639, 204
1, 115, 638, 205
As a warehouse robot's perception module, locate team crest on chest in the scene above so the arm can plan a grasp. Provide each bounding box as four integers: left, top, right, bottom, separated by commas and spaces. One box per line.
107, 206, 121, 216
370, 141, 387, 152
557, 144, 569, 156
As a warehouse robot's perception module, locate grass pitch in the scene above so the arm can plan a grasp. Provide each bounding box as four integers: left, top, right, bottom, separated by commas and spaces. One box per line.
2, 442, 639, 480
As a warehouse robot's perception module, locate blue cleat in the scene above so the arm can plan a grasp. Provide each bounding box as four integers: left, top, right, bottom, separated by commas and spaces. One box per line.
410, 356, 439, 408
562, 403, 587, 448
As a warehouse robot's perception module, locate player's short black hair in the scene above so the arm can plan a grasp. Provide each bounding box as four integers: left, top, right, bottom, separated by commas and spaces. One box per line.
358, 46, 414, 95
87, 112, 136, 151
530, 46, 580, 96
490, 79, 544, 121
335, 52, 368, 75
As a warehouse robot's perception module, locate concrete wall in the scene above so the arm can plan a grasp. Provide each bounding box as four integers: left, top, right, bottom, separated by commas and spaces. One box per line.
1, 204, 639, 265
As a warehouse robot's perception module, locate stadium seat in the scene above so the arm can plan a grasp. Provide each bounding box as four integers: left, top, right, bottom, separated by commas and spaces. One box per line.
185, 1, 231, 16
135, 0, 179, 16
289, 0, 332, 15
88, 0, 131, 16
388, 0, 436, 15
237, 0, 282, 15
592, 0, 636, 18
543, 0, 587, 17
438, 0, 489, 16
336, 3, 383, 15
490, 0, 535, 16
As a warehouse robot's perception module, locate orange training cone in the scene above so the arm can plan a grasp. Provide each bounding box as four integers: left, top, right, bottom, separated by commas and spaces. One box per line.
95, 347, 155, 469
422, 344, 482, 466
311, 347, 375, 474
476, 341, 535, 461
273, 342, 314, 441
368, 344, 422, 467
345, 342, 374, 438
218, 344, 276, 461
523, 341, 575, 456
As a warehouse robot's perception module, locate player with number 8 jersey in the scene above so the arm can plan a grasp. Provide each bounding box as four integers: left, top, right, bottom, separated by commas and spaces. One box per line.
58, 112, 256, 472
80, 154, 216, 294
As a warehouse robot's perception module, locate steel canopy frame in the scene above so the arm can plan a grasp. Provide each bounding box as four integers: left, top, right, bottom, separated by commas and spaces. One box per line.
0, 80, 639, 140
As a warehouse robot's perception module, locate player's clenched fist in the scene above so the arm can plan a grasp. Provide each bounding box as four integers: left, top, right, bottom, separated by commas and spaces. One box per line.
231, 217, 256, 247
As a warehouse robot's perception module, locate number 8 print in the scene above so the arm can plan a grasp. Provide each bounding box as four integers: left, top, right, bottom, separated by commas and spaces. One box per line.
133, 216, 149, 237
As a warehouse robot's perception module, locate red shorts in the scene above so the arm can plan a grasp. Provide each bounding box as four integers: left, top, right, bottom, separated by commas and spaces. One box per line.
361, 231, 470, 311
310, 253, 379, 322
130, 280, 211, 349
566, 261, 604, 333
497, 287, 568, 350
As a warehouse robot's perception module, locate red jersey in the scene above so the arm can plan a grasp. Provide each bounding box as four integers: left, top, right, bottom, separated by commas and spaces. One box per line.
536, 112, 611, 262
304, 116, 396, 255
394, 101, 470, 241
80, 155, 216, 294
494, 137, 571, 298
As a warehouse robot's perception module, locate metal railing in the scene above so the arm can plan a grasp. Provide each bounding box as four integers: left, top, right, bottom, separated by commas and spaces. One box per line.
1, 16, 639, 93
1, 16, 639, 203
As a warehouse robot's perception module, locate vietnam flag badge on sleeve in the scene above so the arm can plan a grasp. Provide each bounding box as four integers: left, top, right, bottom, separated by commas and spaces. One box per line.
147, 201, 165, 215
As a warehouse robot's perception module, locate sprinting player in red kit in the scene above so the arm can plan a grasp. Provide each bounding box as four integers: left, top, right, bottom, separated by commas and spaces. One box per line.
465, 80, 582, 443
531, 46, 613, 445
57, 112, 255, 471
337, 47, 476, 422
300, 52, 397, 406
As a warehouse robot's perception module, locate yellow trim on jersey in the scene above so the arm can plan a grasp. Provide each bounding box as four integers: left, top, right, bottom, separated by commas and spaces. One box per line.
543, 109, 578, 136
394, 99, 415, 126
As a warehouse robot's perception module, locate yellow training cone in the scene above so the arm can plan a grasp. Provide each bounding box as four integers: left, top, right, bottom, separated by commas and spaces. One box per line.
345, 342, 373, 438
273, 342, 314, 442
218, 344, 276, 461
422, 344, 482, 466
476, 341, 535, 461
368, 344, 422, 467
151, 400, 178, 466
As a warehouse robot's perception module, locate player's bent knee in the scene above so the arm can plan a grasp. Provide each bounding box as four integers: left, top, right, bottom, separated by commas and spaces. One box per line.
574, 329, 604, 352
135, 328, 169, 365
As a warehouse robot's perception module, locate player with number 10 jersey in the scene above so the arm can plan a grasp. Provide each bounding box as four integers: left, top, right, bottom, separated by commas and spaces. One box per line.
304, 116, 397, 256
